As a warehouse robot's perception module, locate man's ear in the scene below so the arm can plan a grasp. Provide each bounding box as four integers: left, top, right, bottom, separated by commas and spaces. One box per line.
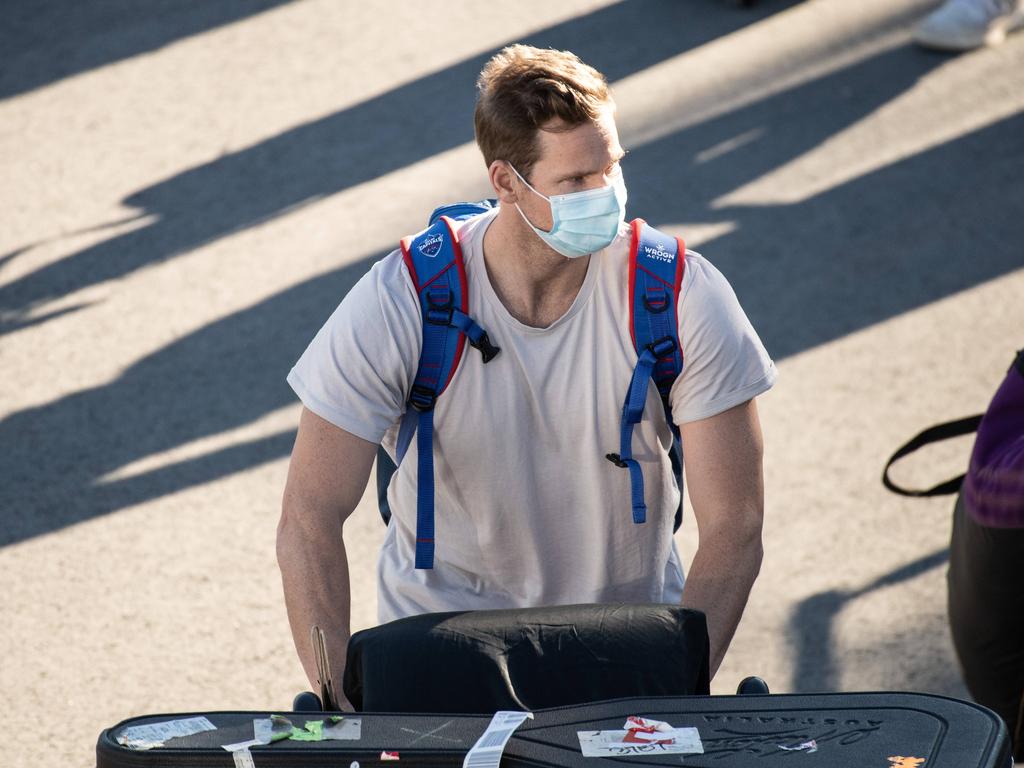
489, 161, 518, 204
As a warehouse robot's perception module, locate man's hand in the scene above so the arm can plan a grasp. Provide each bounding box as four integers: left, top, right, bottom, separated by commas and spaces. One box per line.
277, 407, 378, 708
678, 398, 765, 680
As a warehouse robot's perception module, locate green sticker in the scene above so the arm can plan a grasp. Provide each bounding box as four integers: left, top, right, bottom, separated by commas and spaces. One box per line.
289, 721, 324, 741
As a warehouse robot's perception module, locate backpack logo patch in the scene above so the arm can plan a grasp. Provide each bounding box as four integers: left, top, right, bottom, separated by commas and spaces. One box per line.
643, 242, 674, 263
418, 232, 444, 258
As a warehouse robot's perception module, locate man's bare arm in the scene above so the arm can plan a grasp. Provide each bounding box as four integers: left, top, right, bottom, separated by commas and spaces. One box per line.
277, 407, 378, 707
679, 398, 765, 681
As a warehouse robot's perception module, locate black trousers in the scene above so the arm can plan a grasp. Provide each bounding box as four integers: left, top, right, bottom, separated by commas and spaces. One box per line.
948, 494, 1024, 760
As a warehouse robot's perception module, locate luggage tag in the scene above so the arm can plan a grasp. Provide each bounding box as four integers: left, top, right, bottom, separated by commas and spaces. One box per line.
311, 625, 339, 711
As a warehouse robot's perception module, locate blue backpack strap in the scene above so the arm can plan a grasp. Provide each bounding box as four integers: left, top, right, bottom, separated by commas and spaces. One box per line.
378, 201, 498, 530
608, 219, 686, 528
428, 199, 496, 225
396, 214, 499, 569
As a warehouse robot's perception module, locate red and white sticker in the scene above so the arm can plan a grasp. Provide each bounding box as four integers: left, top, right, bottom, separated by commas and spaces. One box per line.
578, 716, 703, 757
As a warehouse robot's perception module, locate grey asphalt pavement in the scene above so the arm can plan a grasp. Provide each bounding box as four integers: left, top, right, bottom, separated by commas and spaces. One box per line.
1, 1, 1022, 766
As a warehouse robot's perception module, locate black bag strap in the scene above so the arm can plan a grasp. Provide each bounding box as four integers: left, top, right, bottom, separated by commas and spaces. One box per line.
882, 414, 983, 497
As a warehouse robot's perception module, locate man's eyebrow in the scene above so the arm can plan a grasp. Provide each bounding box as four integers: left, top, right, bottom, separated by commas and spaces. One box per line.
558, 150, 629, 181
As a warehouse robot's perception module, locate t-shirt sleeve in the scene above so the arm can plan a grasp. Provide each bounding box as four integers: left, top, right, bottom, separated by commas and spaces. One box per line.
286, 250, 421, 443
669, 252, 777, 425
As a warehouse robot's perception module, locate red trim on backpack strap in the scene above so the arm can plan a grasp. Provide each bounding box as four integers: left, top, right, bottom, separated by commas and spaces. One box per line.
628, 218, 645, 350
635, 262, 674, 288
441, 216, 469, 312
674, 235, 686, 295
419, 260, 458, 291
439, 215, 468, 395
674, 235, 686, 366
399, 236, 421, 293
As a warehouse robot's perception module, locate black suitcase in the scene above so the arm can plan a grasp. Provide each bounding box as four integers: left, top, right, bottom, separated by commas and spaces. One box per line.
97, 691, 1012, 767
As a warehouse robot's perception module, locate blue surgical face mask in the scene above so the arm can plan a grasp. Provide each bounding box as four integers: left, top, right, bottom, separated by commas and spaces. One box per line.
510, 164, 627, 259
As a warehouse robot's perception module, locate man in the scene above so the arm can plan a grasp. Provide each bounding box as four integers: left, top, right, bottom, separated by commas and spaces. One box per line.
277, 45, 776, 705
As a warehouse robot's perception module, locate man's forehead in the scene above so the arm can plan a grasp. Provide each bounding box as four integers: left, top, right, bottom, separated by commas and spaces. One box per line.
539, 105, 616, 133
534, 109, 622, 170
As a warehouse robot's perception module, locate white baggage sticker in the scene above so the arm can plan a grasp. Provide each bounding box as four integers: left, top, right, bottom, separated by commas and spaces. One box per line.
118, 716, 217, 749
578, 716, 703, 757
462, 711, 534, 768
222, 739, 261, 768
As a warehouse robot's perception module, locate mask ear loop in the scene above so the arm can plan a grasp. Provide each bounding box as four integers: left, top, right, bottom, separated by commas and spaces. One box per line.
508, 164, 549, 202
508, 163, 555, 235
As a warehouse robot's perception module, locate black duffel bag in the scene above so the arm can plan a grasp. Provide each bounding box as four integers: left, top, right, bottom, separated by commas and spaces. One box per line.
342, 602, 710, 713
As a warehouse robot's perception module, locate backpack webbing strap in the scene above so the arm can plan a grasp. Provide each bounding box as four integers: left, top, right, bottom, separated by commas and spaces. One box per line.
377, 202, 498, 530
608, 219, 686, 526
413, 407, 435, 568
396, 306, 498, 466
399, 216, 499, 569
400, 217, 467, 570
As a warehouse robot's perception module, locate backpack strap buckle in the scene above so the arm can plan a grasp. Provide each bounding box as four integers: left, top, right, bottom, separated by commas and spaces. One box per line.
426, 306, 454, 325
409, 384, 437, 412
426, 289, 454, 325
646, 336, 677, 359
470, 331, 500, 363
605, 453, 629, 469
642, 291, 670, 314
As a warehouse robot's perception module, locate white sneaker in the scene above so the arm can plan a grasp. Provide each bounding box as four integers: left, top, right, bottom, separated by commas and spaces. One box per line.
913, 0, 1024, 50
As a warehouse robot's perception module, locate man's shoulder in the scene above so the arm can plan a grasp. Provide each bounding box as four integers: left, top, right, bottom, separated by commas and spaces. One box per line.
337, 247, 421, 334
680, 249, 712, 281
358, 246, 407, 289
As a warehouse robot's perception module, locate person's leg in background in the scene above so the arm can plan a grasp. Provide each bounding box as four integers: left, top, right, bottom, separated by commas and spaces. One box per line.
914, 0, 1024, 50
947, 495, 1024, 762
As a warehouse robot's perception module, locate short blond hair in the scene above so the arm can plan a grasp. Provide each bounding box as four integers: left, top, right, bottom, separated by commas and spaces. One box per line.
474, 45, 612, 180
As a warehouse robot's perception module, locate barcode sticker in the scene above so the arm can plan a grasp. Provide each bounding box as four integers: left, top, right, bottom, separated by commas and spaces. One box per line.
462, 711, 533, 768
221, 739, 261, 768
222, 739, 261, 752
478, 728, 515, 749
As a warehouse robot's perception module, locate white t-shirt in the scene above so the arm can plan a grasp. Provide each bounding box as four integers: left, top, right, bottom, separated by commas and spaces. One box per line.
288, 208, 777, 624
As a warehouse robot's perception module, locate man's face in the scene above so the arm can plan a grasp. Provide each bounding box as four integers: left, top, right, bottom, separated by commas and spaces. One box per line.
515, 106, 625, 233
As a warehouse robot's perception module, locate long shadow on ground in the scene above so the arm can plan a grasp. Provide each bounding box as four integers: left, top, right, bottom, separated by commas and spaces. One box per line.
3, 37, 1021, 547
0, 0, 296, 101
626, 46, 1024, 359
787, 548, 953, 692
0, 0, 800, 333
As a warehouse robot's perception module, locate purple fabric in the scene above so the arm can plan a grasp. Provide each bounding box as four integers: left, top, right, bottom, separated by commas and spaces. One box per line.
962, 351, 1024, 528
